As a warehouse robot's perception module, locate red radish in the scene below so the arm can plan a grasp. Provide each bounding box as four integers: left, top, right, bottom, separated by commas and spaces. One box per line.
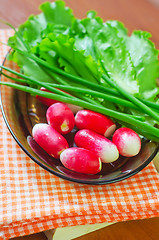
74, 129, 119, 163
46, 102, 75, 135
112, 127, 141, 157
36, 87, 60, 106
75, 110, 116, 137
36, 87, 82, 113
60, 147, 102, 174
32, 123, 68, 159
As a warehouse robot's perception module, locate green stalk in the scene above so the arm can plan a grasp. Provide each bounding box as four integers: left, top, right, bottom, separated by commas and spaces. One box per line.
9, 48, 159, 112
0, 65, 74, 100
46, 83, 142, 111
1, 67, 105, 108
1, 81, 159, 140
50, 71, 102, 106
1, 72, 27, 84
2, 64, 158, 113
85, 85, 159, 112
140, 99, 159, 112
0, 71, 144, 121
50, 71, 67, 85
102, 73, 159, 122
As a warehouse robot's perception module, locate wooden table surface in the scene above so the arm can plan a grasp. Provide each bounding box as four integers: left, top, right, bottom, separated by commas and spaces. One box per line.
0, 0, 159, 239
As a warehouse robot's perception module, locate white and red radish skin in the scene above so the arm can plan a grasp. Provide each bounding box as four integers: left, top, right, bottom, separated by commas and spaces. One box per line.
32, 123, 69, 159
112, 127, 141, 157
74, 129, 119, 163
36, 87, 82, 114
60, 147, 102, 174
75, 110, 116, 137
46, 103, 75, 135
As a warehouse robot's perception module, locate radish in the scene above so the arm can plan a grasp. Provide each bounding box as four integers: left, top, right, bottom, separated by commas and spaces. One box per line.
32, 123, 69, 159
36, 87, 60, 106
36, 87, 82, 113
46, 102, 75, 134
74, 129, 119, 163
60, 147, 102, 174
75, 110, 116, 137
112, 127, 141, 157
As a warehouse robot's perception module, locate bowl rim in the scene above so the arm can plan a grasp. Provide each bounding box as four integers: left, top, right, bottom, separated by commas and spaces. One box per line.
0, 52, 159, 185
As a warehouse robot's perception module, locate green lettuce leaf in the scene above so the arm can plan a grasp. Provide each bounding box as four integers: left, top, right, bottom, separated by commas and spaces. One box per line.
126, 31, 159, 101
107, 22, 159, 101
7, 1, 75, 84
8, 1, 75, 50
77, 13, 139, 94
106, 20, 128, 38
39, 33, 101, 83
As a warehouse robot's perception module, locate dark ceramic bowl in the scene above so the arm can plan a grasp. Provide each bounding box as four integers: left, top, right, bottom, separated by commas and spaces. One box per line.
0, 58, 159, 185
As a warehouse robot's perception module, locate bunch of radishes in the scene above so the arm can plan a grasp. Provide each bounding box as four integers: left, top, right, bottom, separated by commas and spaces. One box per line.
33, 89, 141, 175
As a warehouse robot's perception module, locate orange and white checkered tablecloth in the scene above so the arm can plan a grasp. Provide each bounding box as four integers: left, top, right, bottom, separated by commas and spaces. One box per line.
0, 29, 159, 240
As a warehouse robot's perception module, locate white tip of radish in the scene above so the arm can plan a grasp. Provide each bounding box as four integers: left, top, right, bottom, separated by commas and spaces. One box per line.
104, 124, 116, 138
121, 136, 140, 157
101, 143, 119, 163
32, 123, 45, 136
112, 127, 141, 157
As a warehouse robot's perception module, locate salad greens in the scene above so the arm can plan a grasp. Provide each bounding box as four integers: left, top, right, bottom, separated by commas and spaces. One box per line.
0, 0, 159, 142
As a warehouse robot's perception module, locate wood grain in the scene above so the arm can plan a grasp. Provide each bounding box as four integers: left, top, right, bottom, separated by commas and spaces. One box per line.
75, 217, 159, 240
76, 218, 159, 240
1, 0, 159, 239
11, 217, 159, 240
0, 0, 159, 47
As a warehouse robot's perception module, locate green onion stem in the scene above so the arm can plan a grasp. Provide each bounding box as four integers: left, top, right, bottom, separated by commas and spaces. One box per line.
10, 48, 159, 113
0, 70, 144, 121
0, 70, 150, 116
48, 68, 159, 112
0, 65, 74, 100
102, 73, 159, 122
1, 67, 104, 107
101, 86, 159, 111
140, 99, 159, 111
50, 71, 67, 85
1, 72, 27, 84
0, 81, 159, 140
49, 71, 102, 106
46, 83, 142, 111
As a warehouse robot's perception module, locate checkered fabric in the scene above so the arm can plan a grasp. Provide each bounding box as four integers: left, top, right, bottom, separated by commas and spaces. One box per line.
0, 29, 159, 240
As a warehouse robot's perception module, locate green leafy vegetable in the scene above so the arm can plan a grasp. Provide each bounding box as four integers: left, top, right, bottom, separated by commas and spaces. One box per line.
126, 31, 159, 101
